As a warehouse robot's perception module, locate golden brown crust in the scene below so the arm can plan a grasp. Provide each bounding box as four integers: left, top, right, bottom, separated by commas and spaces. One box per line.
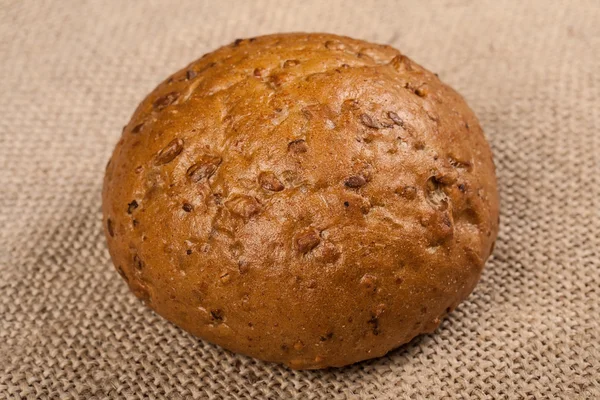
102, 33, 499, 369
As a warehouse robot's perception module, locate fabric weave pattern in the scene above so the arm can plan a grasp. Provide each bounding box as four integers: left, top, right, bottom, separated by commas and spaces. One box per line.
0, 1, 598, 398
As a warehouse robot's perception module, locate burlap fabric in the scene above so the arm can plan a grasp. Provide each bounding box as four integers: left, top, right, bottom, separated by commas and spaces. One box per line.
1, 1, 599, 398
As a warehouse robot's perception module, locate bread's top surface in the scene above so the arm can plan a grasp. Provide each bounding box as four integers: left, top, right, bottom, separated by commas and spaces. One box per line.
102, 33, 499, 369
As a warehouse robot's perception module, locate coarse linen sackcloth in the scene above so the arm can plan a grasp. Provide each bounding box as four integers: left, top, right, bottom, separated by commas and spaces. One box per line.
0, 0, 598, 398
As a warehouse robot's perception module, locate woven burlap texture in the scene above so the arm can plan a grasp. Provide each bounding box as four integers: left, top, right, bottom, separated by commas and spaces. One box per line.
1, 0, 599, 398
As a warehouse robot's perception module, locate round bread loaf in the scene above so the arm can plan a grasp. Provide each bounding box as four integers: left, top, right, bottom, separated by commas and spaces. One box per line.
102, 33, 499, 369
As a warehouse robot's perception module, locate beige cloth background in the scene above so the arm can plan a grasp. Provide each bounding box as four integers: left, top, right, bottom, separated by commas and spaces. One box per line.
1, 0, 599, 398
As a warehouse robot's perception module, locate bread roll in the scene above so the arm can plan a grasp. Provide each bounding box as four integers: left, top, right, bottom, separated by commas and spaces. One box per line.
102, 33, 499, 369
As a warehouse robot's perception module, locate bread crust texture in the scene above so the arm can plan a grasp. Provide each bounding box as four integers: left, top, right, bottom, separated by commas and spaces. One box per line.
102, 33, 499, 369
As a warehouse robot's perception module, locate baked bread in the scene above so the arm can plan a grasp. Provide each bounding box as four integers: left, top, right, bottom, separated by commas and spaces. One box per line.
102, 33, 499, 369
